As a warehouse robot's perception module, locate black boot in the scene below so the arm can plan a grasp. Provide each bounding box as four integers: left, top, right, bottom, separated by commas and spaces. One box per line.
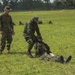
55, 55, 64, 63
27, 52, 34, 58
7, 45, 11, 54
64, 56, 72, 63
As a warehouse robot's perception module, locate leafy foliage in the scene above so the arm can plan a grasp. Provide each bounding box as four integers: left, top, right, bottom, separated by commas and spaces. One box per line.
0, 0, 75, 11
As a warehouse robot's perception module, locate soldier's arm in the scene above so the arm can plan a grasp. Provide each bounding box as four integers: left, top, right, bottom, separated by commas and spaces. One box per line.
23, 22, 28, 37
0, 15, 2, 32
43, 42, 52, 53
10, 16, 15, 35
23, 22, 27, 34
44, 42, 55, 56
10, 16, 14, 31
35, 23, 41, 36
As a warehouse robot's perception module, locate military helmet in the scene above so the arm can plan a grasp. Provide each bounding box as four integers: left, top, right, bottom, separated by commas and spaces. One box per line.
32, 16, 39, 21
36, 36, 43, 42
5, 6, 10, 10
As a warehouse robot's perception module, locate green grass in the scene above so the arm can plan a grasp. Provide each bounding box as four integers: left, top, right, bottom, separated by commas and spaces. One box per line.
0, 10, 75, 75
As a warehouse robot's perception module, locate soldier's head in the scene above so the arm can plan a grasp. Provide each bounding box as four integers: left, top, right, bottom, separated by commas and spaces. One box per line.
4, 6, 11, 13
32, 16, 39, 22
36, 36, 43, 43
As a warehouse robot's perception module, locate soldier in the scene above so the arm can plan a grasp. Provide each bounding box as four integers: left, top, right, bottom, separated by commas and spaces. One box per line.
0, 6, 15, 54
34, 36, 72, 64
38, 20, 43, 24
34, 36, 55, 57
47, 20, 53, 24
23, 16, 42, 58
19, 21, 24, 25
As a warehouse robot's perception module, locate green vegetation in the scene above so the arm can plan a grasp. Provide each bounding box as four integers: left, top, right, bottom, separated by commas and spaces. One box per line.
0, 0, 75, 11
0, 10, 75, 75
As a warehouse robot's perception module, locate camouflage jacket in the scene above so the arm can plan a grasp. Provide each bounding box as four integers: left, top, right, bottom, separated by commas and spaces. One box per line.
0, 13, 14, 33
23, 20, 41, 38
34, 41, 52, 56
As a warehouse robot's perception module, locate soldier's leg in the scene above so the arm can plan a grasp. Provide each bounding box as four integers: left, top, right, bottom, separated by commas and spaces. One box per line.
64, 55, 72, 63
34, 43, 40, 57
27, 39, 34, 58
39, 52, 49, 60
0, 34, 6, 54
7, 35, 12, 53
35, 49, 40, 57
54, 55, 64, 64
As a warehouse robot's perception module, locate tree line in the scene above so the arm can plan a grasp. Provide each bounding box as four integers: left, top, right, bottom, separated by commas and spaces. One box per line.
0, 0, 75, 11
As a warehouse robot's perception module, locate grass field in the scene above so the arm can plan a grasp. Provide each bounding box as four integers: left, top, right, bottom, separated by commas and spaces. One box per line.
0, 10, 75, 75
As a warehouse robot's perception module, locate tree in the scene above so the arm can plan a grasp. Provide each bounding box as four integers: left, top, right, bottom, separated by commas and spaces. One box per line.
2, 0, 9, 7
0, 2, 3, 11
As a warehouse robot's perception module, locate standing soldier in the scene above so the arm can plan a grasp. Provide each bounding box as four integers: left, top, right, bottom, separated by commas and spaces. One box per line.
23, 16, 42, 58
0, 6, 15, 54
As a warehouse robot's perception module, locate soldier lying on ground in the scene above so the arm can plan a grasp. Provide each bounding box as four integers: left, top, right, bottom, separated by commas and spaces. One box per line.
34, 36, 72, 64
47, 20, 53, 24
19, 21, 24, 25
38, 20, 43, 24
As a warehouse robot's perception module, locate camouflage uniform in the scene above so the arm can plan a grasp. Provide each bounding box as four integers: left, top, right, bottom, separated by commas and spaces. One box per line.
39, 53, 72, 64
34, 39, 72, 64
34, 41, 52, 57
23, 16, 41, 57
0, 12, 14, 54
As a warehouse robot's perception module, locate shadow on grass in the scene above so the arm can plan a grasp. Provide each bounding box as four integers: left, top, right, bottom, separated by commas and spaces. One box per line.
4, 51, 27, 55
4, 51, 35, 55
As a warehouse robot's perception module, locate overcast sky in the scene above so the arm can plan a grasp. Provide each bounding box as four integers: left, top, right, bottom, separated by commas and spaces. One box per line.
0, 0, 54, 3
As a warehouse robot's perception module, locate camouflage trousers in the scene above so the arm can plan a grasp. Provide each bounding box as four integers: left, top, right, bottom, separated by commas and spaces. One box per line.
39, 53, 57, 61
0, 32, 12, 52
39, 53, 72, 64
25, 36, 36, 53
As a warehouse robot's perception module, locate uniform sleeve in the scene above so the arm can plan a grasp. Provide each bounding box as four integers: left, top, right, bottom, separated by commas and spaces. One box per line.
23, 22, 27, 34
10, 16, 14, 31
35, 22, 41, 36
43, 42, 52, 54
0, 15, 2, 31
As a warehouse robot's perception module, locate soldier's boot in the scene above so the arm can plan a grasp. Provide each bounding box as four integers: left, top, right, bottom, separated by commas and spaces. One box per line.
7, 44, 11, 54
55, 55, 64, 64
27, 42, 34, 58
64, 56, 72, 63
27, 52, 34, 58
0, 45, 5, 54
